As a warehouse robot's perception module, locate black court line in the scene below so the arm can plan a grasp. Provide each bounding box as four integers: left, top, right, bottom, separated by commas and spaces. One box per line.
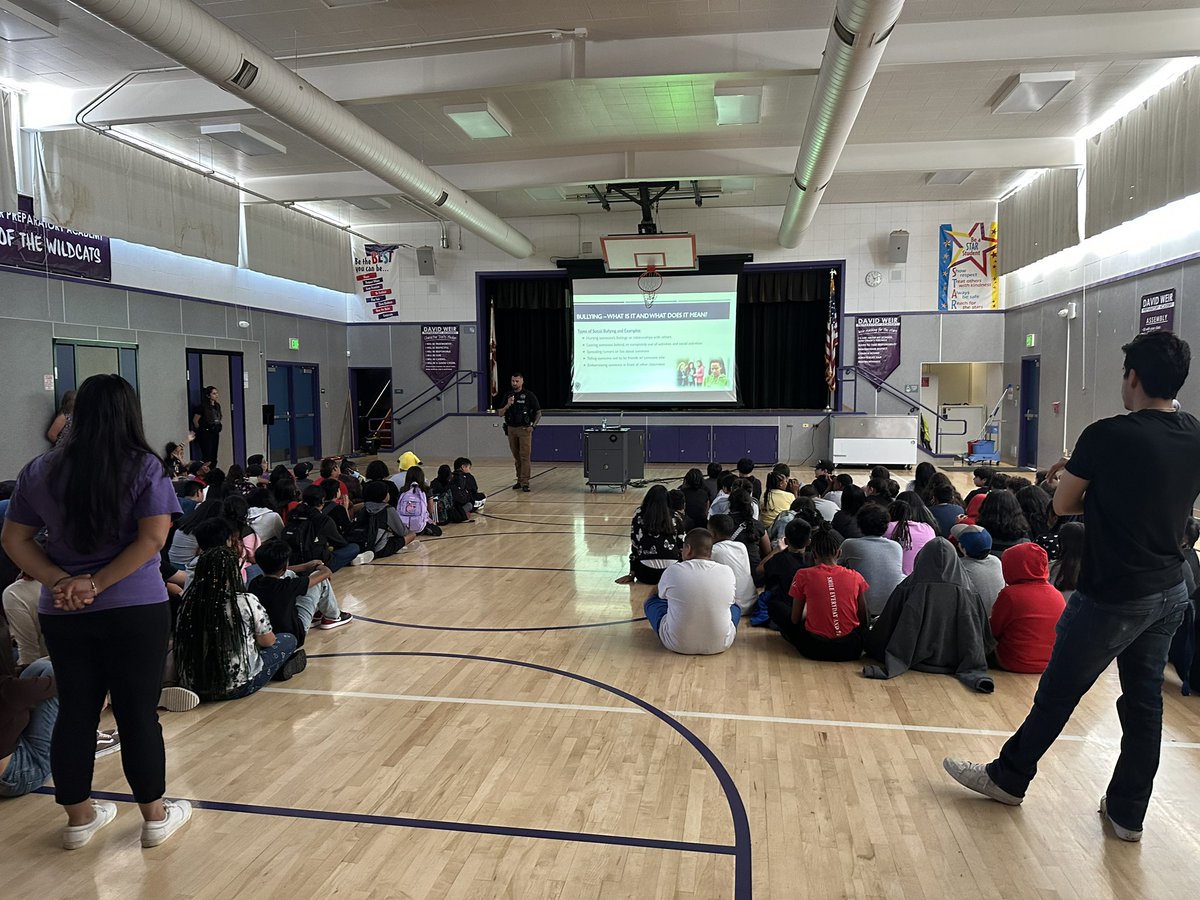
369, 561, 618, 575
307, 650, 752, 899
355, 612, 648, 633
31, 787, 731, 857
479, 512, 630, 529
381, 529, 629, 542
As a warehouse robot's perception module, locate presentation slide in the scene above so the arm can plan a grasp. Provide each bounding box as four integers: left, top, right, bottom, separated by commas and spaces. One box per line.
571, 275, 738, 405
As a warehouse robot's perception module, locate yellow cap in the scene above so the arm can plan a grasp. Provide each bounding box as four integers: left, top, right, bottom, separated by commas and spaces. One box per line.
397, 451, 421, 470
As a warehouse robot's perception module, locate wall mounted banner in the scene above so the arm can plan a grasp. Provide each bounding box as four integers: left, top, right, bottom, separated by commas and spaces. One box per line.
421, 324, 460, 390
1139, 288, 1175, 334
353, 243, 400, 320
938, 222, 1000, 310
0, 210, 110, 281
854, 315, 902, 382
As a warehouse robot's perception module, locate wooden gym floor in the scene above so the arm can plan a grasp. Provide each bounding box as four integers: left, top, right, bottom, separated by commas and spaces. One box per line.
5, 463, 1200, 899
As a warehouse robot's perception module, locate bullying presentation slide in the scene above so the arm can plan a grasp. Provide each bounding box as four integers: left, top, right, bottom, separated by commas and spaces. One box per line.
570, 275, 738, 405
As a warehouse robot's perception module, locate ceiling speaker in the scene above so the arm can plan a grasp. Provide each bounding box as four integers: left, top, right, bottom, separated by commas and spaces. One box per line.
887, 230, 909, 264
416, 246, 435, 276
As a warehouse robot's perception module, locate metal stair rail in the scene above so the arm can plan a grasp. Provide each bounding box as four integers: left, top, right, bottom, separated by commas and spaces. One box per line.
391, 369, 481, 448
839, 365, 968, 456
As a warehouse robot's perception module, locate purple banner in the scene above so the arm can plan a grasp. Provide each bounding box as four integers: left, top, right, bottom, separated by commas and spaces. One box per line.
855, 315, 902, 382
421, 324, 460, 390
1139, 288, 1175, 335
0, 210, 111, 281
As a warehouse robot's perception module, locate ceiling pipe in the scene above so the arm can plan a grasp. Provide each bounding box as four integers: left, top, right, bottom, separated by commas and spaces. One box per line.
778, 0, 906, 248
66, 0, 535, 259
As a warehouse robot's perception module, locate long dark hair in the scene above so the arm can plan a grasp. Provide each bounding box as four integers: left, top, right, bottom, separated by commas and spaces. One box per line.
202, 385, 219, 407
1016, 486, 1052, 537
888, 499, 918, 550
978, 490, 1030, 541
404, 465, 430, 494
728, 488, 756, 526
1052, 522, 1085, 592
912, 461, 936, 495
221, 494, 251, 538
896, 491, 937, 528
176, 497, 223, 535
638, 485, 674, 535
683, 468, 704, 491
174, 547, 250, 695
44, 375, 158, 553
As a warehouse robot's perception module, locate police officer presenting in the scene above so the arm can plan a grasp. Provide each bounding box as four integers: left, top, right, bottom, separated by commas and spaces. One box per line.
497, 372, 541, 492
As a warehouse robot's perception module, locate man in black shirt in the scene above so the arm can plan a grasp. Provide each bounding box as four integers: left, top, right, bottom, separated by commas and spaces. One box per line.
497, 372, 541, 492
945, 331, 1200, 842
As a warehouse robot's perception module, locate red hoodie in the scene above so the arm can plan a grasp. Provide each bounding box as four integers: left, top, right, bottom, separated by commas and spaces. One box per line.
991, 542, 1065, 673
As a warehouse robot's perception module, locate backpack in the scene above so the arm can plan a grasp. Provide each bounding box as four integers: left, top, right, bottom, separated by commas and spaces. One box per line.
431, 489, 457, 525
349, 505, 389, 553
397, 485, 430, 533
282, 505, 331, 565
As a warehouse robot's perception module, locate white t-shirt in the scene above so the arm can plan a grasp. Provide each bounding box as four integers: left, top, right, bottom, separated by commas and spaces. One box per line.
813, 497, 839, 522
655, 559, 737, 655
229, 593, 274, 689
711, 540, 757, 610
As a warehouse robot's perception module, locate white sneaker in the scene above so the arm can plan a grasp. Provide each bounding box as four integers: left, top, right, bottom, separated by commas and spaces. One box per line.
62, 800, 118, 850
350, 550, 374, 566
141, 799, 193, 848
1100, 797, 1143, 842
942, 758, 1023, 805
158, 686, 200, 712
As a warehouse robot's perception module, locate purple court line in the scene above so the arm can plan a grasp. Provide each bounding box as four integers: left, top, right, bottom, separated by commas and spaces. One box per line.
355, 613, 648, 633
31, 787, 731, 857
390, 529, 629, 542
369, 561, 616, 574
307, 650, 753, 900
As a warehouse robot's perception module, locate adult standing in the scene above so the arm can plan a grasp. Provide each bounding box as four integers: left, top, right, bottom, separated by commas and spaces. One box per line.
497, 372, 541, 492
192, 385, 223, 468
2, 374, 192, 849
944, 331, 1200, 843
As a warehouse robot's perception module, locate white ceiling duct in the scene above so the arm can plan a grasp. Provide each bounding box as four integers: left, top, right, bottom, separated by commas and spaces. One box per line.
778, 0, 905, 248
67, 0, 535, 259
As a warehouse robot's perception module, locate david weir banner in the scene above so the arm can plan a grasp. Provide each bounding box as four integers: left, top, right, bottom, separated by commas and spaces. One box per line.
1139, 288, 1175, 335
854, 315, 902, 382
0, 210, 111, 281
421, 325, 460, 390
353, 244, 400, 320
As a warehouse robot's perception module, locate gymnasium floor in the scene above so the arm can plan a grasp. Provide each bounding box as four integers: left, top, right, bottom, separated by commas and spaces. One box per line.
6, 463, 1200, 899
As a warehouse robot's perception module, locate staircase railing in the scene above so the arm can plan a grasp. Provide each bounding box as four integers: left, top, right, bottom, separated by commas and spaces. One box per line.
390, 369, 482, 448
839, 365, 967, 455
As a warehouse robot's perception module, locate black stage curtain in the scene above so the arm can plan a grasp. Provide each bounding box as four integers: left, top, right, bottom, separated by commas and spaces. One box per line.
487, 276, 572, 410
736, 269, 834, 409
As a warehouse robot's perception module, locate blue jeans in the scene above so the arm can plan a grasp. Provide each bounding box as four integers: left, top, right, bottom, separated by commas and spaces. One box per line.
223, 633, 298, 700
0, 659, 57, 798
987, 583, 1189, 829
643, 596, 741, 633
328, 543, 362, 573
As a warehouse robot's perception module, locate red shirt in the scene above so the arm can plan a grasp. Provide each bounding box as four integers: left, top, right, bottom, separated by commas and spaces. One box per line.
789, 564, 868, 639
313, 476, 348, 500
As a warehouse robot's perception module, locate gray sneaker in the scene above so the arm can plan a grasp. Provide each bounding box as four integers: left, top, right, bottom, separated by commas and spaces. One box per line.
141, 799, 193, 848
942, 758, 1023, 805
1099, 797, 1143, 842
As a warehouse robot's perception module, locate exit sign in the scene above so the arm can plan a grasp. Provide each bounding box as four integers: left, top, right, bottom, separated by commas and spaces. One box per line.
288, 338, 300, 350
1025, 334, 1036, 348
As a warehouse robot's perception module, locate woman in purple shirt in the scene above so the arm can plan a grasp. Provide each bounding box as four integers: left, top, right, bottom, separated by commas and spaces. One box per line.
1, 375, 192, 850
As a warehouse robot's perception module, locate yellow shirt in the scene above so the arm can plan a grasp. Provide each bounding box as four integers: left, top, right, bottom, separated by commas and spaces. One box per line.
760, 489, 794, 529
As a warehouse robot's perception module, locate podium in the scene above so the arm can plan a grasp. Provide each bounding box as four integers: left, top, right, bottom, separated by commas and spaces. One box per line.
583, 427, 644, 492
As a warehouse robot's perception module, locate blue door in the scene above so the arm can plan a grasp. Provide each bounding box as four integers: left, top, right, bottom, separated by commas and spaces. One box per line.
1019, 357, 1040, 468
267, 362, 322, 465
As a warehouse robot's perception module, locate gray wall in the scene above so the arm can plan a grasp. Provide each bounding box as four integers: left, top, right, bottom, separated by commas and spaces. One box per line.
0, 267, 350, 480
1003, 257, 1198, 467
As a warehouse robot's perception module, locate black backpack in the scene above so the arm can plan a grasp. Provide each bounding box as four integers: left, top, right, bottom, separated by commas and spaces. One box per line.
282, 505, 331, 565
348, 506, 388, 554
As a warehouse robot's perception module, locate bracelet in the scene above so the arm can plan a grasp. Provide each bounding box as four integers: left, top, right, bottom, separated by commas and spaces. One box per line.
90, 578, 99, 595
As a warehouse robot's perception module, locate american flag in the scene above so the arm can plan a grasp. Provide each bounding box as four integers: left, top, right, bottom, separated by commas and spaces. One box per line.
488, 302, 499, 400
824, 269, 839, 401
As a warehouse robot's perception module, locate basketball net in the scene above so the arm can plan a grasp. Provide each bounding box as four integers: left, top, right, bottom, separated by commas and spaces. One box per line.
637, 264, 663, 308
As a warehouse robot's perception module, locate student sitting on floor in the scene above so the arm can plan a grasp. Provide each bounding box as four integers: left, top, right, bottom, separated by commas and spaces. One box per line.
839, 503, 905, 619
453, 458, 487, 511
885, 493, 939, 575
319, 479, 354, 536
679, 468, 711, 528
756, 516, 813, 607
976, 490, 1030, 558
0, 619, 57, 798
964, 465, 994, 507
176, 480, 204, 516
245, 488, 285, 543
2, 574, 47, 666
830, 485, 865, 540
174, 548, 305, 701
668, 489, 692, 533
708, 514, 757, 612
928, 478, 966, 538
863, 538, 996, 692
728, 488, 771, 587
285, 487, 372, 571
760, 472, 793, 530
248, 538, 351, 646
735, 457, 762, 501
356, 480, 419, 556
1048, 521, 1084, 603
709, 474, 761, 520
398, 466, 446, 533
616, 485, 684, 585
643, 528, 739, 655
702, 462, 723, 501
768, 522, 868, 661
950, 524, 1005, 614
990, 542, 1065, 674
364, 461, 401, 507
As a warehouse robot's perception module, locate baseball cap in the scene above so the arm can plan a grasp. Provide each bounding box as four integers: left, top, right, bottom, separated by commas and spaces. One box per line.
954, 524, 993, 560
397, 451, 421, 470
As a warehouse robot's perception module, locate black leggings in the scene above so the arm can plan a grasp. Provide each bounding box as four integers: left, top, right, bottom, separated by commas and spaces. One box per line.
39, 603, 171, 806
767, 595, 865, 662
631, 558, 674, 585
196, 427, 219, 467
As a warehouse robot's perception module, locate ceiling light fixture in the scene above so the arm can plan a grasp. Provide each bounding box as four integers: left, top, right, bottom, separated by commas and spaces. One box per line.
443, 102, 512, 139
714, 85, 763, 126
524, 186, 565, 201
991, 72, 1075, 115
0, 0, 58, 41
345, 196, 393, 211
1076, 57, 1199, 140
200, 123, 287, 156
926, 170, 974, 186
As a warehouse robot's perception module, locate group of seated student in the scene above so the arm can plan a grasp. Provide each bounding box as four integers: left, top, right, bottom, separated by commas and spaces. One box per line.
632, 458, 1133, 693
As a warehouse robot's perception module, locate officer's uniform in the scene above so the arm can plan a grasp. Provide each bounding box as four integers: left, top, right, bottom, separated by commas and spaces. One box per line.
501, 388, 540, 489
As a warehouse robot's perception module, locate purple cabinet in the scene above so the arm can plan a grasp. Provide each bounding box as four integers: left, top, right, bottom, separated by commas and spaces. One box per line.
532, 425, 582, 461
646, 425, 712, 463
712, 425, 778, 465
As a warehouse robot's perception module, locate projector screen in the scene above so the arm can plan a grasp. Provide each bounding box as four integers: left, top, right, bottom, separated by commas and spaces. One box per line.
571, 275, 738, 405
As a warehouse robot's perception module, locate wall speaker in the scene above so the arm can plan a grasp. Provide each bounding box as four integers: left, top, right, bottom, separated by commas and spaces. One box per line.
261, 404, 275, 426
416, 246, 436, 276
887, 230, 909, 264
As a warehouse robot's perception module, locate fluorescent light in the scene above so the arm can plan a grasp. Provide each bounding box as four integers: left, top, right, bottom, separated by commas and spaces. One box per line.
991, 72, 1074, 114
721, 176, 755, 192
926, 170, 973, 186
443, 102, 512, 139
0, 0, 58, 41
1076, 58, 1199, 140
345, 196, 393, 211
200, 123, 287, 156
714, 85, 762, 125
524, 186, 565, 201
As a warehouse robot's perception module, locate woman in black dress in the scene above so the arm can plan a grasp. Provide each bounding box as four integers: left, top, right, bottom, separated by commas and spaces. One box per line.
191, 386, 222, 467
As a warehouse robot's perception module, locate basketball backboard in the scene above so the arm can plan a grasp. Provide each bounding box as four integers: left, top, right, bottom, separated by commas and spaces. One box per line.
600, 233, 698, 273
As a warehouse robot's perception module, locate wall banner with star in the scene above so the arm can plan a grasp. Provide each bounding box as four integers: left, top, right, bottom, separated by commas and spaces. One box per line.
938, 222, 1000, 310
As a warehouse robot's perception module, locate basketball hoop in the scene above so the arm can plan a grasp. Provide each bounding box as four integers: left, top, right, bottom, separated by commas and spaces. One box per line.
637, 264, 663, 308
